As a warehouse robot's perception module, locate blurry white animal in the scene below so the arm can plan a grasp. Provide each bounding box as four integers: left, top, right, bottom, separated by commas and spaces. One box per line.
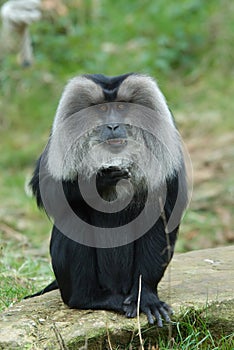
0, 0, 41, 66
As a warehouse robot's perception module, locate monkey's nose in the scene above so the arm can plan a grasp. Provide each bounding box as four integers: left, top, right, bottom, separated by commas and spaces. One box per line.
107, 124, 119, 131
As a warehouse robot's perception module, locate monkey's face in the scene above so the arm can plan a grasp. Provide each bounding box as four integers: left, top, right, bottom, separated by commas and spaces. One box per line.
94, 105, 129, 153
70, 104, 145, 183
46, 74, 184, 191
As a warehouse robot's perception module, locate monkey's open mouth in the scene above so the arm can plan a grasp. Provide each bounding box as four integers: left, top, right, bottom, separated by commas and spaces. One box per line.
105, 139, 127, 147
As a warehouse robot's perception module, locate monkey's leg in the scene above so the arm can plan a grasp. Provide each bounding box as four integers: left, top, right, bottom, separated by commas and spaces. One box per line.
123, 222, 177, 326
68, 293, 125, 313
50, 228, 125, 313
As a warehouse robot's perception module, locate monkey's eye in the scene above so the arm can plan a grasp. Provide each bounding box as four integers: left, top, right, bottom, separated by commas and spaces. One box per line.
99, 104, 108, 112
117, 104, 125, 110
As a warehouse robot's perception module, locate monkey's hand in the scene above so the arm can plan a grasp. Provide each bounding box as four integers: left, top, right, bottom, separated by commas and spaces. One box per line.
97, 166, 130, 189
123, 289, 172, 327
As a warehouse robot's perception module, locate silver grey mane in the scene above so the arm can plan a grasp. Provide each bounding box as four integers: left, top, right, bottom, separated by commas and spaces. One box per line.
46, 74, 183, 192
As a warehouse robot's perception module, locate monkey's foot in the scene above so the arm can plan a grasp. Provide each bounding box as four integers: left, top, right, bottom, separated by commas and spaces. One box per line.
123, 291, 173, 327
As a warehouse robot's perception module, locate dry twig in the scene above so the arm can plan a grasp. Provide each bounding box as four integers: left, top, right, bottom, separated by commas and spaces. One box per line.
137, 274, 144, 350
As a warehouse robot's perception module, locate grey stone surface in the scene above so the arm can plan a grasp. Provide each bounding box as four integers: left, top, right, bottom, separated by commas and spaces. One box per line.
0, 246, 233, 349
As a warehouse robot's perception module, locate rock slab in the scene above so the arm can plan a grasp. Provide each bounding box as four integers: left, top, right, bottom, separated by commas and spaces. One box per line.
0, 246, 233, 349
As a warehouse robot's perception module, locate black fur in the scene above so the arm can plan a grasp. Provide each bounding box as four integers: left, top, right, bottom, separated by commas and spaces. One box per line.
84, 73, 133, 101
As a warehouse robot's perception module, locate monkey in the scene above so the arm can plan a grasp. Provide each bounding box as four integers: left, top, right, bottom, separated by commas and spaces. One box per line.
0, 0, 41, 67
27, 73, 188, 327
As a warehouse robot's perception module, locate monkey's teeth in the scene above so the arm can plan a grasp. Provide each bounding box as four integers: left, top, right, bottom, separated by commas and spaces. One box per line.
106, 139, 126, 145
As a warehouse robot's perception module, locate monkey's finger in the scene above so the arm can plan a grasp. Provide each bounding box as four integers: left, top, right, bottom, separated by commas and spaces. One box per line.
123, 304, 137, 318
161, 301, 173, 312
153, 309, 163, 328
159, 306, 171, 323
123, 295, 132, 305
100, 166, 126, 173
142, 307, 155, 325
108, 170, 130, 178
104, 166, 122, 171
98, 168, 130, 179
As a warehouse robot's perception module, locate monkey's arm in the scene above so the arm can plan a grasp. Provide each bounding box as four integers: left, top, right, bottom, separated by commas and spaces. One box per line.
123, 221, 177, 326
123, 173, 185, 326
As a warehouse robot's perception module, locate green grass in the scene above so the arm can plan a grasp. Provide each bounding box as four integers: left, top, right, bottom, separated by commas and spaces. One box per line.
0, 0, 233, 347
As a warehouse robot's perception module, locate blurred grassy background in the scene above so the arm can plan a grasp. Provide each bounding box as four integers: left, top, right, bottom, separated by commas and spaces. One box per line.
0, 0, 233, 309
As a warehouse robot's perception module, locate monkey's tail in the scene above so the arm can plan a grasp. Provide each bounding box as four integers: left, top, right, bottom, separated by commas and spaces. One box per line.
24, 279, 58, 299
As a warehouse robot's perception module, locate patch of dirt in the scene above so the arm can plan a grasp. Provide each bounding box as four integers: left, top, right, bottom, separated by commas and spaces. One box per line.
180, 129, 234, 250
